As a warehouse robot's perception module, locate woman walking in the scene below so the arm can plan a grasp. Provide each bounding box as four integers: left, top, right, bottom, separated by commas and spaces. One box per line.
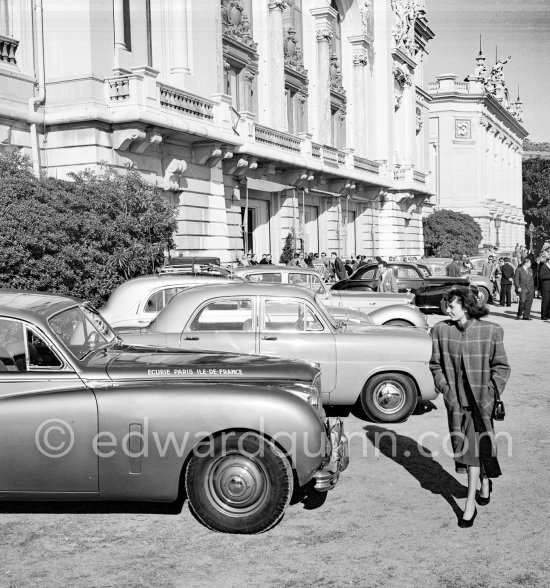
430, 286, 510, 528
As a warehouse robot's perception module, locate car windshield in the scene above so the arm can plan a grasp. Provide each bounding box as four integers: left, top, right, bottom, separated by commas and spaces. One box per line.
49, 303, 118, 360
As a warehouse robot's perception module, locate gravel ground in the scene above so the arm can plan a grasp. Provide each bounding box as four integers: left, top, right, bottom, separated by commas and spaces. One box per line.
1, 300, 549, 588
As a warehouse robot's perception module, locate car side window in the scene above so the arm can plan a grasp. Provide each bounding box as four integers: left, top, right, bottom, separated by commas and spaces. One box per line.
246, 273, 282, 284
189, 298, 253, 332
263, 300, 324, 332
396, 267, 421, 280
145, 287, 185, 313
0, 319, 63, 372
358, 268, 376, 280
288, 273, 311, 288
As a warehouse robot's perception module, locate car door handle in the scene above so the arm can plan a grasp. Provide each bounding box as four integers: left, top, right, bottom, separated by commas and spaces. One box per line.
184, 336, 199, 340
261, 336, 277, 341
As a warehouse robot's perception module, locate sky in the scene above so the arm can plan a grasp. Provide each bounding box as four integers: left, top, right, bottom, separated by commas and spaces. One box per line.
424, 0, 550, 142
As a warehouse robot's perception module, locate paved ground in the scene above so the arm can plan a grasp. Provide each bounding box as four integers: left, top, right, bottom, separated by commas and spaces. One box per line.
1, 300, 549, 587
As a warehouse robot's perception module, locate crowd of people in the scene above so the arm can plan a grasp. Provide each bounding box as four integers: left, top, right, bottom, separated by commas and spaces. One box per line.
447, 244, 550, 321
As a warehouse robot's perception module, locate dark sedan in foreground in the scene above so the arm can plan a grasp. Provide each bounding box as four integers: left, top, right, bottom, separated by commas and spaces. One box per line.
0, 290, 348, 534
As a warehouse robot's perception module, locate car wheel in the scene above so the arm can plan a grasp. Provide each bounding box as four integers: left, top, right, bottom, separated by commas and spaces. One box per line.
383, 319, 413, 327
477, 286, 490, 304
359, 373, 417, 423
185, 432, 293, 534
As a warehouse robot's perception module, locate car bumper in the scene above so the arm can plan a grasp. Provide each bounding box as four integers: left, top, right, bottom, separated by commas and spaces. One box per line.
313, 417, 349, 492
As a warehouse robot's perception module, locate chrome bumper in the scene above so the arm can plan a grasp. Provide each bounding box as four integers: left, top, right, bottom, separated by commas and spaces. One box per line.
313, 417, 349, 492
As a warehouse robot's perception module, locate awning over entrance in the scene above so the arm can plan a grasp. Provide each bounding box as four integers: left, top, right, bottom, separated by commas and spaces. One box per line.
246, 177, 294, 193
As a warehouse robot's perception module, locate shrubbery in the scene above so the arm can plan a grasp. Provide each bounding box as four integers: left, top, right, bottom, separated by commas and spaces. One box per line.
0, 154, 176, 305
423, 209, 482, 257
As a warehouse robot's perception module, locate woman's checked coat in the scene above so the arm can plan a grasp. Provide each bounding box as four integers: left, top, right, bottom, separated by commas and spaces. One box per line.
430, 319, 510, 469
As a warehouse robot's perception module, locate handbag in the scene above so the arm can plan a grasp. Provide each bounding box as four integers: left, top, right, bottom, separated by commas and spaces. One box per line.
492, 387, 505, 421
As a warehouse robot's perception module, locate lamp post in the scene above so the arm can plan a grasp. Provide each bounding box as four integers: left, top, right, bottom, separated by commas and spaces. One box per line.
494, 216, 501, 249
528, 222, 535, 252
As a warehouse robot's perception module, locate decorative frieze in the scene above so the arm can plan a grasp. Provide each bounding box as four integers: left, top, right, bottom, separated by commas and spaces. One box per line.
107, 76, 130, 102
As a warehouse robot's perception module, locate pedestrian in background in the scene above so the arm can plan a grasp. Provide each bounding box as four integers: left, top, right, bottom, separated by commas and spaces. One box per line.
514, 256, 535, 320
539, 256, 550, 321
331, 252, 347, 281
499, 257, 515, 307
377, 260, 398, 292
430, 286, 510, 528
446, 255, 462, 277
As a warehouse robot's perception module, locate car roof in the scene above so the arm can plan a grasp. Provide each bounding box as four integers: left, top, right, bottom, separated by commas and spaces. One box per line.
0, 289, 80, 324
152, 282, 324, 332
235, 266, 322, 276
101, 274, 244, 312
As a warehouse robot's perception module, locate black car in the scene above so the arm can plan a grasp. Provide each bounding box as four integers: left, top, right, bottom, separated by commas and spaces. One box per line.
332, 262, 470, 312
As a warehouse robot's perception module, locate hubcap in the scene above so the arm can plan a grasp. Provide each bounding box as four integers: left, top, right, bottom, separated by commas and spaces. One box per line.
205, 453, 269, 517
374, 381, 406, 413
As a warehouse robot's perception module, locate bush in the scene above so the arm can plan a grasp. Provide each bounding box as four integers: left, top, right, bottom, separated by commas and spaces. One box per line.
423, 209, 482, 257
0, 154, 177, 305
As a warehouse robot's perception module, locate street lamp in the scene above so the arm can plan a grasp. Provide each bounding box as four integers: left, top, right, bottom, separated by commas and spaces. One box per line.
528, 222, 535, 252
494, 215, 501, 249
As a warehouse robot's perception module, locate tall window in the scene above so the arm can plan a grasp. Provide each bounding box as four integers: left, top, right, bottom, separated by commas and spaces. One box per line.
123, 0, 132, 52
0, 0, 10, 36
330, 0, 342, 62
283, 0, 308, 134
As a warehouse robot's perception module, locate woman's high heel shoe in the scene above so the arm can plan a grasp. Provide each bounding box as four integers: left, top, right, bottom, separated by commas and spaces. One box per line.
458, 508, 477, 528
476, 479, 493, 506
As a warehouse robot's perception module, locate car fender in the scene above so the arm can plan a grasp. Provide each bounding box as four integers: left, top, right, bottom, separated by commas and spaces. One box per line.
331, 361, 436, 406
368, 304, 428, 328
93, 383, 327, 501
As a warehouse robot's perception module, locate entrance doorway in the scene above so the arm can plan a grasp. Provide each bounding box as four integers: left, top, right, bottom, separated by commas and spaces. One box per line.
241, 199, 270, 256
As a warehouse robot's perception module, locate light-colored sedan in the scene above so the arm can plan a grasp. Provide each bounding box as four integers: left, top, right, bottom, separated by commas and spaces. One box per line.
121, 283, 437, 423
100, 273, 244, 329
235, 266, 426, 328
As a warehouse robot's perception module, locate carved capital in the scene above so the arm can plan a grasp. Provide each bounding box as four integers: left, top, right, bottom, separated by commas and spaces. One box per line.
163, 158, 187, 191
316, 26, 333, 42
353, 52, 368, 66
267, 1, 288, 11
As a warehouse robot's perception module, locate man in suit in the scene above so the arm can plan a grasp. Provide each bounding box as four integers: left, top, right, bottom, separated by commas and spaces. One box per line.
499, 257, 515, 307
514, 256, 535, 320
446, 255, 462, 277
331, 252, 347, 281
539, 255, 550, 321
377, 260, 398, 293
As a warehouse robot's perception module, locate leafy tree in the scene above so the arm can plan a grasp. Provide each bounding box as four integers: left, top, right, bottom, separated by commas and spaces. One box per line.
423, 209, 482, 257
523, 157, 550, 252
279, 231, 295, 264
0, 153, 177, 305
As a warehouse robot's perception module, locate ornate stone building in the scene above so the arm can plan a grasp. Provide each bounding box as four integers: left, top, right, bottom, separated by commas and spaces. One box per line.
428, 47, 528, 249
0, 0, 434, 262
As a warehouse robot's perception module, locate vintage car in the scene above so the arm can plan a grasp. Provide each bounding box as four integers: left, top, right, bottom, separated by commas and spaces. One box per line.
234, 266, 426, 327
100, 273, 245, 329
332, 262, 470, 313
120, 283, 437, 423
0, 290, 348, 534
417, 259, 494, 304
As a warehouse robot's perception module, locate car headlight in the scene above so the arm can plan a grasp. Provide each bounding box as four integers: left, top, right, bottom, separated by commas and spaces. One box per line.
280, 382, 324, 416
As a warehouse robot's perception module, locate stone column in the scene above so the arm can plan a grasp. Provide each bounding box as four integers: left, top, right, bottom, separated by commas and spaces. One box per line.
113, 0, 126, 51
267, 1, 287, 129
311, 7, 336, 145
349, 36, 369, 156
169, 0, 189, 86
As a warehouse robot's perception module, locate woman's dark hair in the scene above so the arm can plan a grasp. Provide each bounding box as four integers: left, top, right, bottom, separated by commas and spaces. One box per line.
443, 285, 489, 319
